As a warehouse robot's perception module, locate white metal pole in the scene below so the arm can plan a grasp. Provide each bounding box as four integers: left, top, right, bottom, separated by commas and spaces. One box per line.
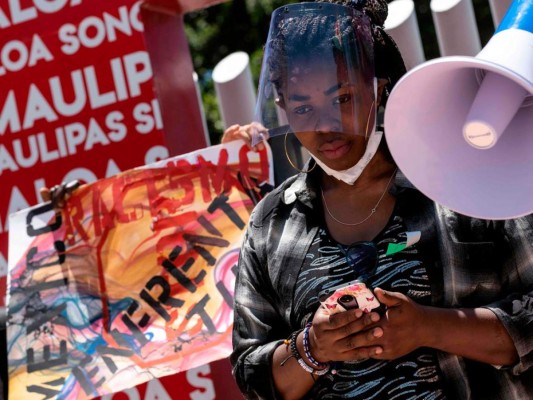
430, 0, 481, 56
384, 0, 426, 70
193, 72, 211, 146
488, 0, 514, 28
212, 51, 257, 130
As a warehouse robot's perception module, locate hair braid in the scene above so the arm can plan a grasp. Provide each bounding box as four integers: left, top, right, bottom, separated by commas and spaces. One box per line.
312, 0, 407, 106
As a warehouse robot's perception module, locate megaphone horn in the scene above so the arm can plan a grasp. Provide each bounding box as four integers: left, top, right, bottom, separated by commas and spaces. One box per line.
384, 0, 533, 220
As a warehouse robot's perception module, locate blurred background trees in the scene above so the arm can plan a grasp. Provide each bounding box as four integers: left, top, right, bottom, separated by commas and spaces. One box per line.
184, 0, 496, 144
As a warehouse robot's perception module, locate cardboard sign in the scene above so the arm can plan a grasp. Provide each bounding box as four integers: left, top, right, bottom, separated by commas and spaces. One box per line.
7, 140, 273, 399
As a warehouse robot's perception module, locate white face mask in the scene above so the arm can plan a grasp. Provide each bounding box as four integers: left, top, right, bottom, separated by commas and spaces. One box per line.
309, 78, 382, 185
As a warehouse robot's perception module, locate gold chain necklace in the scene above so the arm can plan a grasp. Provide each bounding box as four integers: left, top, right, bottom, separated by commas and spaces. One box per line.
321, 169, 397, 227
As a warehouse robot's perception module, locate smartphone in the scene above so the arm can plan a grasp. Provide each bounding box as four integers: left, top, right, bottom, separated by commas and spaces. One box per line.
319, 280, 384, 315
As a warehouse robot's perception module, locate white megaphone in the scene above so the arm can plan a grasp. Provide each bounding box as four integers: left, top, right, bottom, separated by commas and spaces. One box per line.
384, 0, 533, 220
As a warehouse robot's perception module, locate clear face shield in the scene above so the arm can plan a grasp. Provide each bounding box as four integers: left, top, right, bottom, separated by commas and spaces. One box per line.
252, 2, 376, 151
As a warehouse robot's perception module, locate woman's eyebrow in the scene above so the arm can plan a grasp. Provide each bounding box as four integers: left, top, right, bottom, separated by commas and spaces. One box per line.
288, 83, 352, 102
288, 94, 310, 102
324, 82, 351, 95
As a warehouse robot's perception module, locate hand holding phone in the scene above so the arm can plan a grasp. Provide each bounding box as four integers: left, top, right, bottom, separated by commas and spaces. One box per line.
319, 281, 384, 315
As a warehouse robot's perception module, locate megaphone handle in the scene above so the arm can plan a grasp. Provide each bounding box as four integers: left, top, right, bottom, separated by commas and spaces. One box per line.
463, 71, 527, 149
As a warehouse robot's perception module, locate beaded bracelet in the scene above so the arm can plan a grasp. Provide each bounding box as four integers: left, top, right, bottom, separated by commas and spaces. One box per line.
298, 358, 329, 376
280, 329, 302, 367
302, 322, 329, 370
289, 330, 301, 360
291, 328, 330, 376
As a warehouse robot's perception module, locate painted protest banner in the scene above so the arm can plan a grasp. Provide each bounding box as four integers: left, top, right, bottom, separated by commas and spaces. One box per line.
0, 0, 169, 306
7, 140, 273, 400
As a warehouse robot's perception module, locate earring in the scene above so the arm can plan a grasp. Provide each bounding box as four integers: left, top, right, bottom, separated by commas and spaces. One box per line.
284, 133, 317, 173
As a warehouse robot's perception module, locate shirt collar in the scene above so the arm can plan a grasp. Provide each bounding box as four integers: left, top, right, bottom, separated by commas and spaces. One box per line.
282, 164, 415, 207
282, 169, 317, 208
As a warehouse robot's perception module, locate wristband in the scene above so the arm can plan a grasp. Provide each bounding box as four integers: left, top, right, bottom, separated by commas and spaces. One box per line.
303, 322, 329, 370
291, 328, 330, 376
298, 357, 329, 375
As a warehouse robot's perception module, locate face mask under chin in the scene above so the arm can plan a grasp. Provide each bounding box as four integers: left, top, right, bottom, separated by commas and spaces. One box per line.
309, 78, 382, 185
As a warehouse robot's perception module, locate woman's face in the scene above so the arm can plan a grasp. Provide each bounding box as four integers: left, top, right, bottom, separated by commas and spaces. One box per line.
282, 64, 374, 171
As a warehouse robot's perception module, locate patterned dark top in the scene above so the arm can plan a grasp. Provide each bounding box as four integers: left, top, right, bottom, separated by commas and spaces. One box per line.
294, 212, 446, 399
231, 170, 533, 400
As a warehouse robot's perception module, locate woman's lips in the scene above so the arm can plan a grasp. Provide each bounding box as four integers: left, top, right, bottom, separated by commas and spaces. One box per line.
319, 140, 351, 160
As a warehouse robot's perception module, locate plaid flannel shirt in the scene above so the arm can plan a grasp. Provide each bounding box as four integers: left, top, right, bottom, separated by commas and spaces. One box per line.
231, 169, 533, 399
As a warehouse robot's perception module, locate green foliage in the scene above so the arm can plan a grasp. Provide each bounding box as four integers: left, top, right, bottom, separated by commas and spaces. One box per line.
184, 0, 297, 144
184, 0, 497, 144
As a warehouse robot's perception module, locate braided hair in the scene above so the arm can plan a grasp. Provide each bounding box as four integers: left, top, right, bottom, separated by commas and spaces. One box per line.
315, 0, 407, 106
265, 2, 376, 111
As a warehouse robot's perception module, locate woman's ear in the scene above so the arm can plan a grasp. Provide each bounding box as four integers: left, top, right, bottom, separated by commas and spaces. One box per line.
376, 78, 389, 106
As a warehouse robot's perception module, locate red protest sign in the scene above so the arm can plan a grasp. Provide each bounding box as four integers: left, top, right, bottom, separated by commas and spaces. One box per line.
97, 358, 243, 400
0, 0, 170, 306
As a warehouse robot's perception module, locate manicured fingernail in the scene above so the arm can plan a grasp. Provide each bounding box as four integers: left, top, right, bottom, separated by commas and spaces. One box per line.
373, 328, 383, 338
375, 347, 383, 355
355, 309, 363, 318
371, 313, 380, 322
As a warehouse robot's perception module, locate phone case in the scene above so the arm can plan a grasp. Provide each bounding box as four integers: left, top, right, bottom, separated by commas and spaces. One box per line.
319, 280, 382, 315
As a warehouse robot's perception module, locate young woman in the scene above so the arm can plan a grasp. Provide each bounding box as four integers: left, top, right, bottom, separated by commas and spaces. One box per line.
231, 1, 533, 399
